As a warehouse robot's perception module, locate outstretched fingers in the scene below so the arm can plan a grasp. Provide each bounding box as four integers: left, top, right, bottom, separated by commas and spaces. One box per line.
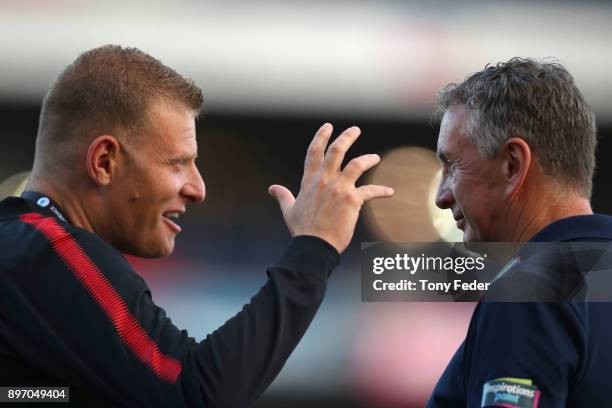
268, 184, 296, 216
323, 126, 361, 174
340, 154, 381, 185
303, 123, 333, 179
271, 122, 393, 253
356, 184, 394, 202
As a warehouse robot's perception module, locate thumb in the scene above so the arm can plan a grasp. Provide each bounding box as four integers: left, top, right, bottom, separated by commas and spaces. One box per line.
268, 184, 296, 215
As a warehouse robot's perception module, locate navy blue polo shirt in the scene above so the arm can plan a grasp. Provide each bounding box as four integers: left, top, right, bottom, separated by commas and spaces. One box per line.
427, 214, 612, 408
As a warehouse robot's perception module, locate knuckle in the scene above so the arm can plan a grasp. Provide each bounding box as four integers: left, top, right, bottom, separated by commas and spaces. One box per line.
345, 192, 362, 206
316, 176, 328, 190
328, 182, 343, 197
347, 158, 365, 173
328, 142, 344, 155
305, 146, 317, 159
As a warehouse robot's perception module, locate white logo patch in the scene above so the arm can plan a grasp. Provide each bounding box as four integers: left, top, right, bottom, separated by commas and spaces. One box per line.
36, 197, 50, 208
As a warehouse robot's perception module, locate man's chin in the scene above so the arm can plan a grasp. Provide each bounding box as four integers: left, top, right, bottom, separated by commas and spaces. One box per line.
125, 239, 175, 258
149, 240, 175, 258
461, 228, 481, 245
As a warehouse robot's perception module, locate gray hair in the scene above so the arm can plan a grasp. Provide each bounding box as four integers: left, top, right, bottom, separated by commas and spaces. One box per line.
436, 57, 597, 198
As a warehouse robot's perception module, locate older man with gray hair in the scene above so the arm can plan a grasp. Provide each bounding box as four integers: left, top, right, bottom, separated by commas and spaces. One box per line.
428, 58, 611, 407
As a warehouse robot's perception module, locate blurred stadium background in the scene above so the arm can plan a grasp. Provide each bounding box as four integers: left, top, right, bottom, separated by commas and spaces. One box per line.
1, 1, 611, 406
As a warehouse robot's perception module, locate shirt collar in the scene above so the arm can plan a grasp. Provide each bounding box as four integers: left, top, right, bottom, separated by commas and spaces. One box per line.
493, 214, 612, 284
529, 214, 612, 242
20, 190, 68, 223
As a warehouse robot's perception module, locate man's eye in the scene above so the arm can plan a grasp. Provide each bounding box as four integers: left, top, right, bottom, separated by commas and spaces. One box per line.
173, 159, 188, 166
442, 160, 456, 175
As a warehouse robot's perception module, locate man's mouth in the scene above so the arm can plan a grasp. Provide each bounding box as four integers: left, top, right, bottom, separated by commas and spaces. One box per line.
162, 211, 183, 233
456, 218, 465, 230
453, 213, 465, 230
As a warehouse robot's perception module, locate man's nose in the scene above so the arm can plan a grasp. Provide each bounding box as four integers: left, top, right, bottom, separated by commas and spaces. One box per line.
435, 177, 453, 210
182, 164, 206, 204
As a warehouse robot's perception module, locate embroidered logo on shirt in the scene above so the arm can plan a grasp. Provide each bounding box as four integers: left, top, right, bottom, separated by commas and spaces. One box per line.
36, 197, 50, 208
481, 377, 540, 408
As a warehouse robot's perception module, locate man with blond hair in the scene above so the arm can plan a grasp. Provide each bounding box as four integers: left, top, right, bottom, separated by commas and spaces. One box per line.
0, 45, 393, 406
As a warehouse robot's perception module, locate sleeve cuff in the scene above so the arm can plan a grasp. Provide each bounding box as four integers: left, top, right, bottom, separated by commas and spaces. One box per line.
274, 235, 340, 278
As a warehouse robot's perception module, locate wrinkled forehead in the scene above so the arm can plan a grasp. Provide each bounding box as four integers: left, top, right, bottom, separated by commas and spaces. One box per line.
128, 99, 199, 155
437, 105, 472, 155
148, 97, 196, 127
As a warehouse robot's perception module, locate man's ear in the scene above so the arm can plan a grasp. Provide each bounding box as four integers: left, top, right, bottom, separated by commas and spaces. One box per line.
500, 137, 531, 198
86, 135, 120, 186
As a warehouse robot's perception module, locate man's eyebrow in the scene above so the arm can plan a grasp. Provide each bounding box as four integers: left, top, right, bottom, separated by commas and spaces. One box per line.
169, 154, 198, 163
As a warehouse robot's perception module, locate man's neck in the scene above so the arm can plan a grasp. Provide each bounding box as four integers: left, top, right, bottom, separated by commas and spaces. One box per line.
506, 194, 593, 243
25, 176, 96, 233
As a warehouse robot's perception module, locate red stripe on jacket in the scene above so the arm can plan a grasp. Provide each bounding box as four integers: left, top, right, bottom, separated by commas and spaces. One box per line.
20, 212, 182, 383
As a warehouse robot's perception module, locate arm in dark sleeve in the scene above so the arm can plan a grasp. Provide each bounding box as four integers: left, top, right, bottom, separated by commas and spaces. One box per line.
7, 214, 338, 407
181, 235, 339, 407
428, 302, 585, 408
427, 342, 468, 408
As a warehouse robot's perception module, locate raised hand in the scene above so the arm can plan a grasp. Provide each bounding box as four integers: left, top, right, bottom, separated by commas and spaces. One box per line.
268, 123, 394, 254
